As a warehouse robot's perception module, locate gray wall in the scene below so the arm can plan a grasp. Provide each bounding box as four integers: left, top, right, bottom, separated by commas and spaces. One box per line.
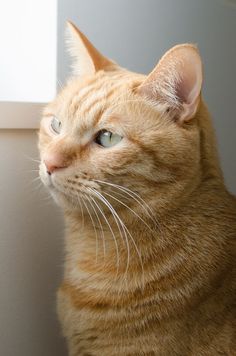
0, 130, 66, 356
58, 0, 236, 194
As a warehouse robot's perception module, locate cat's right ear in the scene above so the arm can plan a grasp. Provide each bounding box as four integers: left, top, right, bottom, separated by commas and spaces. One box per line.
137, 44, 203, 124
66, 21, 116, 76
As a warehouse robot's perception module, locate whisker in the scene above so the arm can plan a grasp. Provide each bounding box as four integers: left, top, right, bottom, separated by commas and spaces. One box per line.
91, 188, 131, 280
82, 196, 99, 264
90, 188, 144, 286
28, 176, 42, 186
31, 180, 45, 192
89, 191, 127, 289
103, 189, 144, 287
86, 188, 120, 275
86, 195, 106, 264
94, 179, 159, 227
27, 176, 43, 190
57, 78, 64, 90
27, 180, 53, 206
27, 169, 40, 173
77, 194, 85, 228
69, 185, 85, 227
23, 154, 41, 164
103, 191, 154, 233
62, 184, 84, 217
93, 202, 107, 263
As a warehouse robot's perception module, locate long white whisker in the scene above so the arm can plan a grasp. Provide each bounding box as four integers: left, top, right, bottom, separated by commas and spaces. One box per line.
94, 179, 159, 227
90, 188, 131, 282
31, 180, 45, 192
57, 78, 64, 90
61, 183, 86, 223
30, 175, 42, 184
27, 169, 40, 173
90, 188, 144, 286
86, 189, 120, 274
81, 196, 99, 264
23, 154, 41, 164
77, 194, 85, 228
86, 195, 106, 263
63, 184, 80, 212
103, 191, 154, 233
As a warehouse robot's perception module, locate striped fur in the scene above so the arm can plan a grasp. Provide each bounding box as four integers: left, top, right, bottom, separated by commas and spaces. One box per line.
38, 27, 236, 355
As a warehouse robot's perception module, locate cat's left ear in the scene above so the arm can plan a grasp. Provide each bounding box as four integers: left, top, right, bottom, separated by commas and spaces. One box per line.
66, 21, 116, 76
137, 44, 203, 123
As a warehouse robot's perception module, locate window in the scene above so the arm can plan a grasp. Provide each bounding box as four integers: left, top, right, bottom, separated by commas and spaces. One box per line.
0, 0, 57, 128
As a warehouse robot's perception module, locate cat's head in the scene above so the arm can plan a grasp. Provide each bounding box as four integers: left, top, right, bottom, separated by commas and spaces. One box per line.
39, 22, 204, 214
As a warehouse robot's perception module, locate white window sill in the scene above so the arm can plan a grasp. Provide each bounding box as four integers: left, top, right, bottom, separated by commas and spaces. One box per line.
0, 102, 46, 129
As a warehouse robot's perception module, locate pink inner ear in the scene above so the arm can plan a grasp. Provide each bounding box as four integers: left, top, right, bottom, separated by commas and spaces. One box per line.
176, 54, 202, 106
138, 44, 203, 122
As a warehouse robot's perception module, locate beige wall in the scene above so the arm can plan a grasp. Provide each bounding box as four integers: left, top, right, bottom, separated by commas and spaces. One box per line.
0, 130, 66, 356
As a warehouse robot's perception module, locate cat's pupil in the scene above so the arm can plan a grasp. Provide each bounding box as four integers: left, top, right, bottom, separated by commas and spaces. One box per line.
95, 130, 112, 145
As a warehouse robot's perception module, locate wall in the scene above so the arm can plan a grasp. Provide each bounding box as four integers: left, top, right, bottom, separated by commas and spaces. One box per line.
0, 131, 66, 356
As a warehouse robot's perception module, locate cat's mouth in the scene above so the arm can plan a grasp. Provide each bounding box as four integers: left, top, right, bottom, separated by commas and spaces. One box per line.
39, 162, 102, 208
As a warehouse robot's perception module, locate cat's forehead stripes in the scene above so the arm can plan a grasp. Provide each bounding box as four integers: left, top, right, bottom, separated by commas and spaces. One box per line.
62, 72, 135, 134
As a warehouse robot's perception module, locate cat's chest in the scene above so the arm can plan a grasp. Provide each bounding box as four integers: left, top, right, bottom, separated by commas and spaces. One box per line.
57, 277, 236, 356
57, 283, 182, 355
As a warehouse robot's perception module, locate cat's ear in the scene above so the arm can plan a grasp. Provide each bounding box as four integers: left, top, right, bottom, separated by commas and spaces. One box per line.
137, 44, 203, 123
66, 21, 116, 76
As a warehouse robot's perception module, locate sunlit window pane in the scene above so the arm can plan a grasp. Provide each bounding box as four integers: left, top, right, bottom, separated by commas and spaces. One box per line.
0, 0, 57, 102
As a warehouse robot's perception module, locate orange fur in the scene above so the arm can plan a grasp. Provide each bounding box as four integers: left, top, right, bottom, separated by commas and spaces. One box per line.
38, 23, 236, 355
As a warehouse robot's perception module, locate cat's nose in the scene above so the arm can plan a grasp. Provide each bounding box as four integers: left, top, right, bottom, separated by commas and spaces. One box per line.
44, 153, 67, 175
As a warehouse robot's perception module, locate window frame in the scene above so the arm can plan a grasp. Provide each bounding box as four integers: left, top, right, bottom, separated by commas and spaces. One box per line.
0, 102, 45, 129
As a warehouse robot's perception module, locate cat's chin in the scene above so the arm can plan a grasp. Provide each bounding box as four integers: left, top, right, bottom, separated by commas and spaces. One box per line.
39, 167, 80, 211
50, 189, 81, 212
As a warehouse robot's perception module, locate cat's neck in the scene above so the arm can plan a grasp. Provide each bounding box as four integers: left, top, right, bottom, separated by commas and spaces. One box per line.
62, 177, 233, 317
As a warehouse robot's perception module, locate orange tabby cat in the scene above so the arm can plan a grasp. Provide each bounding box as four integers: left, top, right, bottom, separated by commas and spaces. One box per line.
39, 22, 236, 356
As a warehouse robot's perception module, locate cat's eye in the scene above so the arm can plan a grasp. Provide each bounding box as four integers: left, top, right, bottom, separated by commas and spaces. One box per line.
50, 116, 62, 134
95, 130, 123, 148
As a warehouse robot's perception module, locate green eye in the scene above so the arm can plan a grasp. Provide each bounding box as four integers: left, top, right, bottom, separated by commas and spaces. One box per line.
95, 130, 123, 148
51, 116, 61, 134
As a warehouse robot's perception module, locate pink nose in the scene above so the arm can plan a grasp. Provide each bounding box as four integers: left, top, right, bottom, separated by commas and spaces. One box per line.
44, 153, 67, 175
